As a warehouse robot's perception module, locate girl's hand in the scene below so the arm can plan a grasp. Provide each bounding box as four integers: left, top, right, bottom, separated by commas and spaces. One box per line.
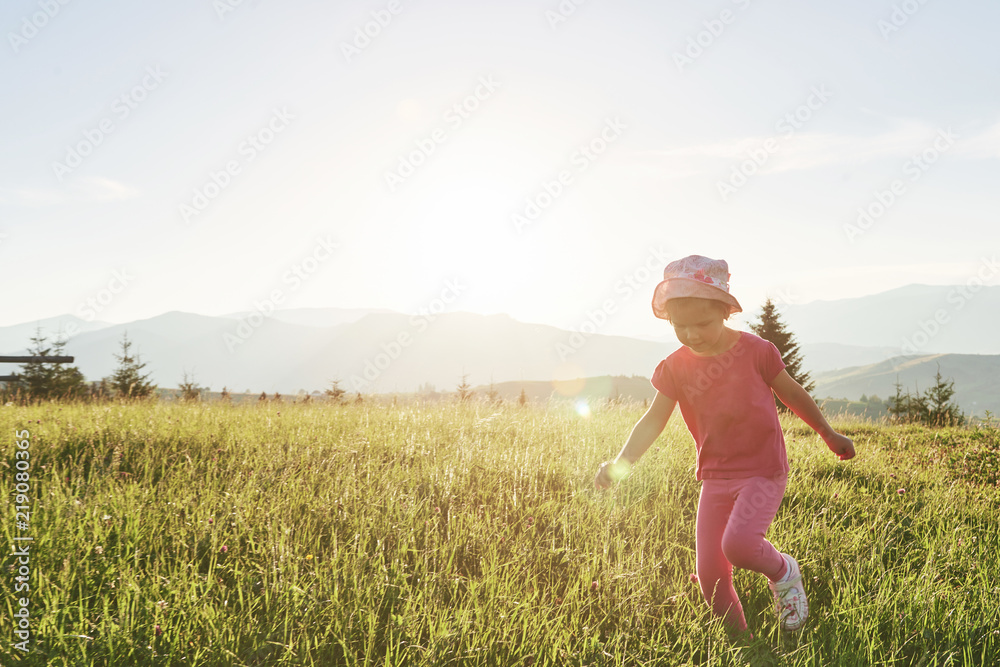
594, 462, 613, 490
594, 460, 631, 489
825, 433, 856, 461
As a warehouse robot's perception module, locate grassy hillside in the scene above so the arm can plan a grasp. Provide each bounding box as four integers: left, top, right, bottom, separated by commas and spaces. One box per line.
813, 353, 1000, 419
1, 402, 997, 665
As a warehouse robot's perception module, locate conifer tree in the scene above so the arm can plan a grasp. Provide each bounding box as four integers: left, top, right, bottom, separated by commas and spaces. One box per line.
325, 380, 346, 404
15, 329, 87, 400
925, 365, 964, 426
177, 372, 202, 402
456, 374, 473, 402
108, 332, 156, 400
749, 298, 814, 410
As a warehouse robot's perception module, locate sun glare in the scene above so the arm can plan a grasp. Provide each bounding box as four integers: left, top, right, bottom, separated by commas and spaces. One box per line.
405, 176, 522, 287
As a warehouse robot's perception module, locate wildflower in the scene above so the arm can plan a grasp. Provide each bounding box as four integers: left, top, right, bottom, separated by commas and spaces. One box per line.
155, 624, 162, 637
208, 518, 214, 525
156, 600, 168, 610
833, 493, 839, 499
434, 506, 440, 514
94, 546, 104, 555
305, 554, 313, 561
689, 573, 699, 584
590, 581, 599, 592
897, 488, 906, 495
526, 517, 534, 526
220, 545, 228, 554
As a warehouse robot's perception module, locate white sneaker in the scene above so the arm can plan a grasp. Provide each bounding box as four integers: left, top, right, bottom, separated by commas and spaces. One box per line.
769, 554, 808, 631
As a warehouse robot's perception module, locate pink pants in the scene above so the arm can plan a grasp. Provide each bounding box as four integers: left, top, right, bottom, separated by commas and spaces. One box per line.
696, 474, 788, 632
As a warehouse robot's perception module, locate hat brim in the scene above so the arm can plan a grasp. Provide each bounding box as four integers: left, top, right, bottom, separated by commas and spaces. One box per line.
652, 278, 742, 320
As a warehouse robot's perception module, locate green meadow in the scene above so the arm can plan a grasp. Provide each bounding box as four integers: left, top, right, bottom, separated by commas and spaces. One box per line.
1, 400, 998, 666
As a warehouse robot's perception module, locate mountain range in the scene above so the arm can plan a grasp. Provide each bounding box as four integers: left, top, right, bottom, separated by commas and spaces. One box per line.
1, 284, 997, 417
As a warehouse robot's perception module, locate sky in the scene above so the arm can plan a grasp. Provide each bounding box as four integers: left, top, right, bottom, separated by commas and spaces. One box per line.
2, 0, 999, 341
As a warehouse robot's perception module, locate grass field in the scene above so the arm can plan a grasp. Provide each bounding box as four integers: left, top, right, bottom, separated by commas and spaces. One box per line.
1, 400, 998, 666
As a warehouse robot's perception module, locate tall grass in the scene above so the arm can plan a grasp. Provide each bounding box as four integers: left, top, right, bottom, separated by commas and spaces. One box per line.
1, 401, 997, 666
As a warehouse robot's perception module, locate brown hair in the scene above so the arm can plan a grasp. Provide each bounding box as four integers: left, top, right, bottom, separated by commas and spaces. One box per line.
663, 297, 730, 322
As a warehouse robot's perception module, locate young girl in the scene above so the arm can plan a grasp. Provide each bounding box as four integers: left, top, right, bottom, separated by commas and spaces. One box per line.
594, 254, 855, 634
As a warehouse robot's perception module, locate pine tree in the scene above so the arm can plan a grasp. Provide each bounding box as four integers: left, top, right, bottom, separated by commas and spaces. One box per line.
749, 298, 814, 410
486, 376, 501, 405
108, 332, 156, 400
924, 365, 964, 427
15, 329, 87, 400
325, 380, 346, 404
16, 329, 57, 398
456, 374, 473, 403
887, 377, 935, 425
888, 378, 914, 422
177, 372, 202, 402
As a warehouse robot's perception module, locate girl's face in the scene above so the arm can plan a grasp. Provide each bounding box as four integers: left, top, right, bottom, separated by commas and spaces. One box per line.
668, 298, 730, 356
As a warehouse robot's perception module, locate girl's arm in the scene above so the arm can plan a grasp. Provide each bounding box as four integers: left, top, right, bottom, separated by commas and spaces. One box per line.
595, 390, 677, 489
768, 370, 856, 460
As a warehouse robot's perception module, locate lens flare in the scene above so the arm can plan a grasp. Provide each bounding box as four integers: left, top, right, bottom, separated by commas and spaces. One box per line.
575, 399, 591, 418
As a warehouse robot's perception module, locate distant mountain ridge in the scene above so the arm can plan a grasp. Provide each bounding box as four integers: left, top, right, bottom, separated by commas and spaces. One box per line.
780, 284, 1000, 354
0, 284, 997, 417
812, 353, 1000, 417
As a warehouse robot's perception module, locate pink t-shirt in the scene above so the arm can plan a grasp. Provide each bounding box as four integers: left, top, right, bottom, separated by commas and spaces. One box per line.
651, 331, 788, 481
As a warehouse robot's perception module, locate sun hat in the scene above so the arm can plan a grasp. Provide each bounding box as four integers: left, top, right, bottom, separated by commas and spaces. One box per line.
651, 255, 742, 320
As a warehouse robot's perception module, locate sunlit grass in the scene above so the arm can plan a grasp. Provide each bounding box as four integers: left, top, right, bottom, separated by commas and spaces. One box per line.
0, 400, 997, 665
